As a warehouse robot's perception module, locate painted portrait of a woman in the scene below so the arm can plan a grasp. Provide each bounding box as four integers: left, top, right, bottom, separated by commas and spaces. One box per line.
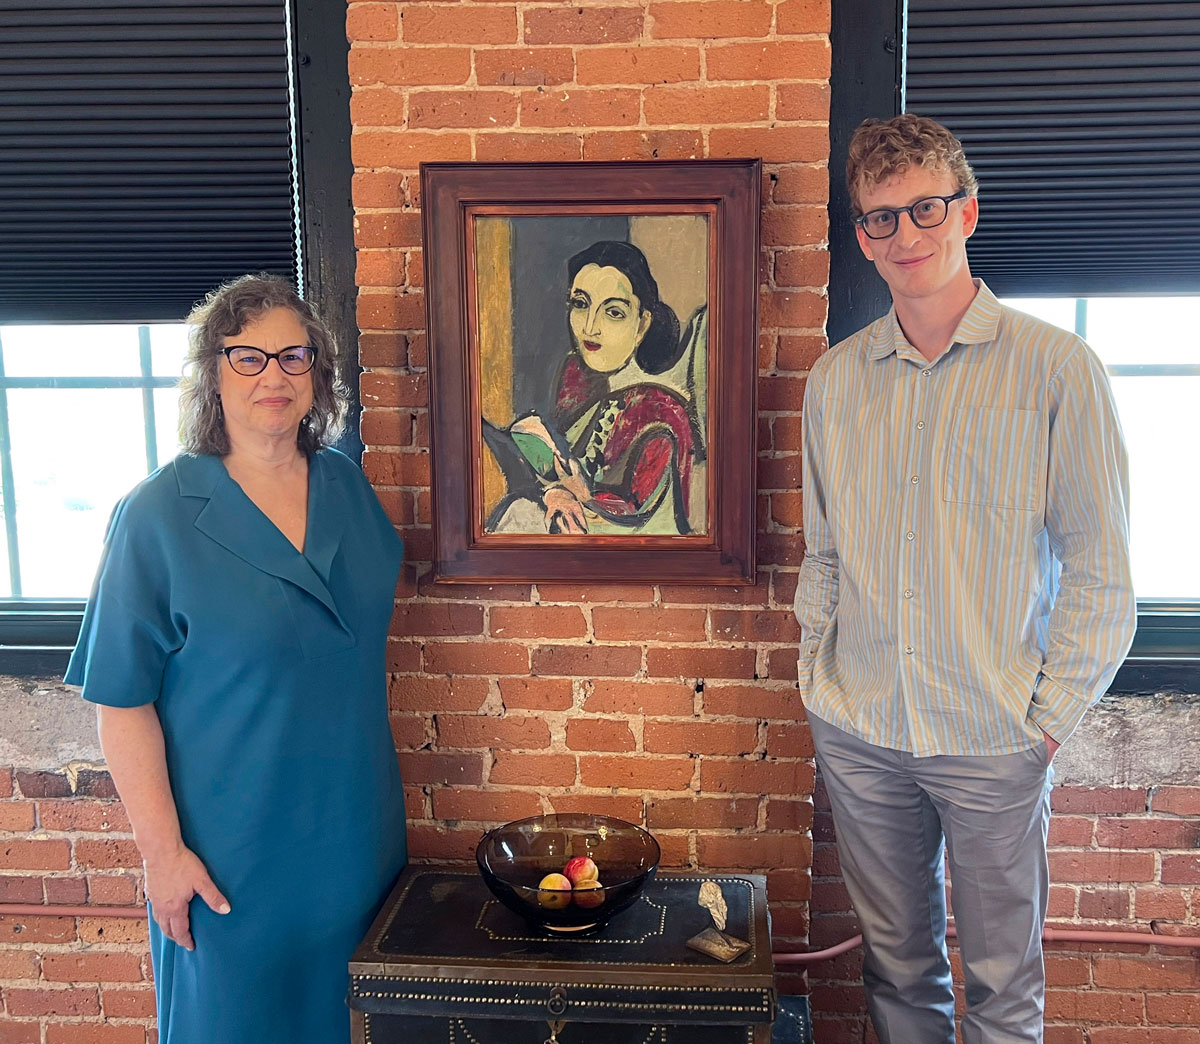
482, 236, 707, 537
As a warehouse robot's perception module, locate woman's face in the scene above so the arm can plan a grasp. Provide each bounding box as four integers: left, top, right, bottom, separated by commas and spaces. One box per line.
219, 306, 315, 449
568, 264, 652, 373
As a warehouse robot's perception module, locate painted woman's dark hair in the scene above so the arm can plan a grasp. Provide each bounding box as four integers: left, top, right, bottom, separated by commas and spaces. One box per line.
567, 240, 682, 374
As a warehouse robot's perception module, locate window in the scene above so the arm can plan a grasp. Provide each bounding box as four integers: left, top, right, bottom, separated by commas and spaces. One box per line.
0, 1, 356, 664
0, 323, 187, 599
1003, 297, 1200, 604
829, 0, 1200, 687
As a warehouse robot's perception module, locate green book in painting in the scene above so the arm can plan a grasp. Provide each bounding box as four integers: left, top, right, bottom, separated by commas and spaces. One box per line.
511, 431, 558, 479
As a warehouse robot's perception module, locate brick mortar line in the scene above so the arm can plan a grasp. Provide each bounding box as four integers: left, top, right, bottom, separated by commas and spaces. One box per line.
350, 119, 830, 129
351, 160, 830, 177
347, 41, 832, 52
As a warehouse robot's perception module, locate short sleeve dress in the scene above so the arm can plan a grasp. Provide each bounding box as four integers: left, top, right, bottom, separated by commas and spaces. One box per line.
65, 449, 407, 1044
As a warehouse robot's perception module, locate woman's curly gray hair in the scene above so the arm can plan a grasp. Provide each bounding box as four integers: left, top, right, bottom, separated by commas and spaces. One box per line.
178, 274, 347, 456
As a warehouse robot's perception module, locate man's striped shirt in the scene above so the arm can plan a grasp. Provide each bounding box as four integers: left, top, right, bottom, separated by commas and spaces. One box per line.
794, 281, 1136, 757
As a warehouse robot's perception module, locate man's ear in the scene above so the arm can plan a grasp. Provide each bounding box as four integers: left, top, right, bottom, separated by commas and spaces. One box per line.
961, 195, 979, 240
856, 224, 876, 262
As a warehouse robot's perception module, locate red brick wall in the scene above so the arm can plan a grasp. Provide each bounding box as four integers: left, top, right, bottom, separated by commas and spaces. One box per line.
1, 766, 152, 1043
810, 780, 1200, 1044
348, 0, 832, 983
5, 5, 1198, 1043
4, 766, 1198, 1041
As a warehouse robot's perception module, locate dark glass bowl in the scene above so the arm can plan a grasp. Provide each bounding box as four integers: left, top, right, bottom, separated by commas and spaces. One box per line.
476, 814, 661, 933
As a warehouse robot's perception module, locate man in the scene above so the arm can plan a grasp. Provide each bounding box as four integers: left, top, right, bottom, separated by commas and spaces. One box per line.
794, 113, 1136, 1043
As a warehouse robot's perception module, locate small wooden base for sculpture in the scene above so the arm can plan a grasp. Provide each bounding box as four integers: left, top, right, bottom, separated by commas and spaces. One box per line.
686, 925, 751, 963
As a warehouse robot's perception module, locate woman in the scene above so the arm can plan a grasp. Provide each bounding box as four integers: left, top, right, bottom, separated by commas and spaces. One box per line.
487, 240, 705, 536
65, 275, 406, 1044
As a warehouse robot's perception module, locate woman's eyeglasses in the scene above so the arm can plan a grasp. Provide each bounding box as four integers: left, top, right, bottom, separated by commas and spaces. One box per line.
222, 345, 317, 376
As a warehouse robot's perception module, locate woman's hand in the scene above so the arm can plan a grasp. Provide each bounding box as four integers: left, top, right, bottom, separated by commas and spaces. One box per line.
554, 456, 592, 504
95, 703, 231, 952
543, 486, 588, 534
143, 845, 231, 951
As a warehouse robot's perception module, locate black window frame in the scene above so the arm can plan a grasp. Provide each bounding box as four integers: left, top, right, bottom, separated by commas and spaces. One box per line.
0, 0, 358, 673
828, 0, 1199, 696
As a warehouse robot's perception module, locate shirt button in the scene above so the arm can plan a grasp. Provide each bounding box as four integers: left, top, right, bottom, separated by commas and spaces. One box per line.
904, 589, 914, 599
904, 645, 915, 655
906, 530, 915, 541
922, 368, 932, 376
910, 475, 920, 485
916, 420, 925, 430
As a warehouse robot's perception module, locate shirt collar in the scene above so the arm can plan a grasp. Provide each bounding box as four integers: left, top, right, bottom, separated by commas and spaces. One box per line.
173, 450, 350, 629
867, 279, 1002, 361
173, 451, 225, 498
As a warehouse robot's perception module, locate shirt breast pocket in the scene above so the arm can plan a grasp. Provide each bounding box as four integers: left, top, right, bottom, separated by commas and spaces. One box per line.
943, 407, 1042, 511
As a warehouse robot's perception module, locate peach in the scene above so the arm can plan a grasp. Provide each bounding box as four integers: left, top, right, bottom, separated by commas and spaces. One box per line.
572, 879, 604, 909
563, 856, 599, 886
537, 873, 572, 909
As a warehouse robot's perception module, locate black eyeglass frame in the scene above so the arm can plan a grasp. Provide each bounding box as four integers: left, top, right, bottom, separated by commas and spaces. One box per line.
221, 345, 318, 376
855, 189, 969, 240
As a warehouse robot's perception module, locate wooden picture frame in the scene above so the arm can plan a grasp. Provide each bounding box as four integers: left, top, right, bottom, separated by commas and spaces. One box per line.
422, 160, 760, 584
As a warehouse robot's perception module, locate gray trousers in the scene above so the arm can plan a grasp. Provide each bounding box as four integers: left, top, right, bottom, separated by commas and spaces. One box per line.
807, 711, 1054, 1044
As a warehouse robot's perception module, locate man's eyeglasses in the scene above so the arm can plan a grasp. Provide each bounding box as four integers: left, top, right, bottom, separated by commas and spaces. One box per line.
856, 189, 968, 240
222, 345, 317, 376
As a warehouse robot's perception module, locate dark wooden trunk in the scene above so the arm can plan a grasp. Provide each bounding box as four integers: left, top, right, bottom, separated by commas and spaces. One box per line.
349, 867, 777, 1043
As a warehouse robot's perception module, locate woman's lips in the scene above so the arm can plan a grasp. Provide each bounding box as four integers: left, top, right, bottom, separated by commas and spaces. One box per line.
255, 397, 291, 407
583, 340, 602, 351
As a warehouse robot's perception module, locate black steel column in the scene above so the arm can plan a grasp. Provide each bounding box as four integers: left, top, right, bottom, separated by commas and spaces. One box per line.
827, 0, 904, 346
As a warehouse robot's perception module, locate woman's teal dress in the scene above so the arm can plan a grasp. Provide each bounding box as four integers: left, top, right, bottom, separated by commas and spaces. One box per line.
65, 449, 407, 1044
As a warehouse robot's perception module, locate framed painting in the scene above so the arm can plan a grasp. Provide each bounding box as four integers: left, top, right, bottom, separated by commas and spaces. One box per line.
422, 160, 760, 584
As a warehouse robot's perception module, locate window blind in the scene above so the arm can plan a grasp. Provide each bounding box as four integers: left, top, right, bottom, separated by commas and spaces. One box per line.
0, 0, 299, 322
906, 0, 1200, 295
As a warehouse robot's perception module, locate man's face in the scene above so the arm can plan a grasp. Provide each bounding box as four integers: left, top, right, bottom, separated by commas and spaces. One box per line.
855, 165, 978, 306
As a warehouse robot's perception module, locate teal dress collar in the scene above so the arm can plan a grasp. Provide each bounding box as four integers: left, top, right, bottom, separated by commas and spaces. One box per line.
173, 452, 349, 632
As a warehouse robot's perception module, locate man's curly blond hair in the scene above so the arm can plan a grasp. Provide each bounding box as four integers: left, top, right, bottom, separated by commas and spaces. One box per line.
847, 113, 978, 217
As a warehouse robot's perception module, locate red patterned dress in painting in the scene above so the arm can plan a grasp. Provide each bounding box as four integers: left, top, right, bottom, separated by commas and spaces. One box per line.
551, 353, 701, 533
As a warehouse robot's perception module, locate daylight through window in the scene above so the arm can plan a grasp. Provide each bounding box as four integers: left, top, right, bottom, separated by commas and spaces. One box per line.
0, 324, 187, 599
1002, 297, 1199, 603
